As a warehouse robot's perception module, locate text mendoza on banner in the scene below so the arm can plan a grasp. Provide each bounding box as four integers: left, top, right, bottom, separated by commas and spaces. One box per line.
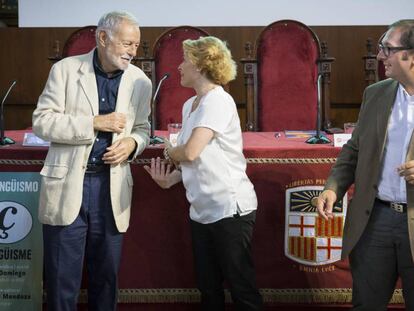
0, 172, 42, 310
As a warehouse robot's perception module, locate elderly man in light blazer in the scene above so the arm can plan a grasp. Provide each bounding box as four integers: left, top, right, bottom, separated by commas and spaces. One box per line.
32, 11, 151, 311
316, 20, 414, 311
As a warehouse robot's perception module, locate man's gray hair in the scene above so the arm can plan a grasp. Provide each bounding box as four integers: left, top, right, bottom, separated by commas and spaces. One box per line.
96, 11, 139, 44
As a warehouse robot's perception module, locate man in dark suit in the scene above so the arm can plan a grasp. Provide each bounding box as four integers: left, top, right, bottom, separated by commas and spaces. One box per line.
316, 20, 414, 310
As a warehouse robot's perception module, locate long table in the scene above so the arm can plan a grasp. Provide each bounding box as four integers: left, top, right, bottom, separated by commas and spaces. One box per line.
0, 130, 404, 309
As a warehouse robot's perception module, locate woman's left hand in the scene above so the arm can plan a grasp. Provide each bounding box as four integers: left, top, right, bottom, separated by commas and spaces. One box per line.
143, 157, 181, 189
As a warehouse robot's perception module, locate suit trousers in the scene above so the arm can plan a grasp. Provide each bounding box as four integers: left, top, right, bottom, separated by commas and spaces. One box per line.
43, 170, 123, 311
190, 211, 263, 311
349, 199, 414, 311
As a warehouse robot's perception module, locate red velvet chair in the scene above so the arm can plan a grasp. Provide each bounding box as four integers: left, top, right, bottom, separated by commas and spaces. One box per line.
49, 26, 96, 61
146, 26, 209, 130
62, 26, 97, 58
241, 20, 334, 131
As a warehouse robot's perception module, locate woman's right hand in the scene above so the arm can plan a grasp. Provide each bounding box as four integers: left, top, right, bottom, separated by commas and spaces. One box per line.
143, 157, 182, 189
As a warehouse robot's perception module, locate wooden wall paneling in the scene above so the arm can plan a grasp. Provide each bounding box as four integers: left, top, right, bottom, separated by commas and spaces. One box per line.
314, 26, 386, 103
330, 105, 361, 130
0, 28, 80, 130
3, 104, 34, 130
0, 25, 389, 131
312, 26, 387, 127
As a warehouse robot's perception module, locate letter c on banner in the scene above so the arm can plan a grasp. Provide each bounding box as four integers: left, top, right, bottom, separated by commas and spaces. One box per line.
0, 206, 17, 239
0, 201, 32, 244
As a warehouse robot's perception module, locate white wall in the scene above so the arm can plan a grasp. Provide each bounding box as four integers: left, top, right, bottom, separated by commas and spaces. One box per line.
19, 0, 414, 27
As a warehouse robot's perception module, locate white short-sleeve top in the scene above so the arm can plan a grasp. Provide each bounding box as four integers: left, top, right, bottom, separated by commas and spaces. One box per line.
177, 86, 257, 224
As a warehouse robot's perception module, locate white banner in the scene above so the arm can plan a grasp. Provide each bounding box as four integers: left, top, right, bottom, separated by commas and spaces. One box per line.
19, 0, 414, 27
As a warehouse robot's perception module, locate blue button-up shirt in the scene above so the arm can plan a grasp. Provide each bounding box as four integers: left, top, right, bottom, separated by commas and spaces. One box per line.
88, 50, 124, 164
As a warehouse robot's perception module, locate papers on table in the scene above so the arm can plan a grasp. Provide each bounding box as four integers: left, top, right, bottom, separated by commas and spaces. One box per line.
284, 130, 326, 139
22, 132, 50, 147
333, 133, 352, 147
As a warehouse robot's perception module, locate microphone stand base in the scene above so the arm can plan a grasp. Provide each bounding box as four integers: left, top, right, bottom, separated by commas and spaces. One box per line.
0, 137, 15, 146
306, 134, 331, 144
150, 135, 164, 145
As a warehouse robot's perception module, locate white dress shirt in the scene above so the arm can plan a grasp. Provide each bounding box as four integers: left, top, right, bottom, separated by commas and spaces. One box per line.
378, 84, 414, 203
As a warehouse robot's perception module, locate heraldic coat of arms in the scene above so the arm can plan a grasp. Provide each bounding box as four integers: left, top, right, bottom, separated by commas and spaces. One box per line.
284, 185, 348, 266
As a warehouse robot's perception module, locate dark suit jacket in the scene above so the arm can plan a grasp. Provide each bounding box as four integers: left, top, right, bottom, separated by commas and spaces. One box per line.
325, 78, 414, 260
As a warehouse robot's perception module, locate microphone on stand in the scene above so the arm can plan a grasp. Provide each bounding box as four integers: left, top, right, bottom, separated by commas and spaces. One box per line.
306, 74, 330, 144
150, 73, 170, 145
0, 80, 17, 146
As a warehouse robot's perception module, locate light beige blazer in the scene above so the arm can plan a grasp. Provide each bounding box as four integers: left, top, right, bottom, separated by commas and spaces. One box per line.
32, 49, 152, 232
325, 78, 414, 260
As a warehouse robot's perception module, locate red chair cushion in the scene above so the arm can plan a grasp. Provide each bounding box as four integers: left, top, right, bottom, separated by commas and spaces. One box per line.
257, 20, 320, 131
154, 27, 209, 130
62, 26, 97, 58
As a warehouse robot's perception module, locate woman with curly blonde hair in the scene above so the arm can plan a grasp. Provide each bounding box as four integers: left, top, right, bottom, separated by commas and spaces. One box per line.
144, 36, 262, 310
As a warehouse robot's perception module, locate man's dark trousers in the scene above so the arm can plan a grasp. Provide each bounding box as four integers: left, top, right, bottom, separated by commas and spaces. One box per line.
43, 169, 123, 311
350, 199, 414, 311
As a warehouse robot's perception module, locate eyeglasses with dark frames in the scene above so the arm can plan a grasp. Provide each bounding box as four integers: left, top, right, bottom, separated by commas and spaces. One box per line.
378, 43, 413, 57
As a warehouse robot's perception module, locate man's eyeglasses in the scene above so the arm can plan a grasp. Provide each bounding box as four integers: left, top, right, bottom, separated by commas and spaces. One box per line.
378, 43, 413, 57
